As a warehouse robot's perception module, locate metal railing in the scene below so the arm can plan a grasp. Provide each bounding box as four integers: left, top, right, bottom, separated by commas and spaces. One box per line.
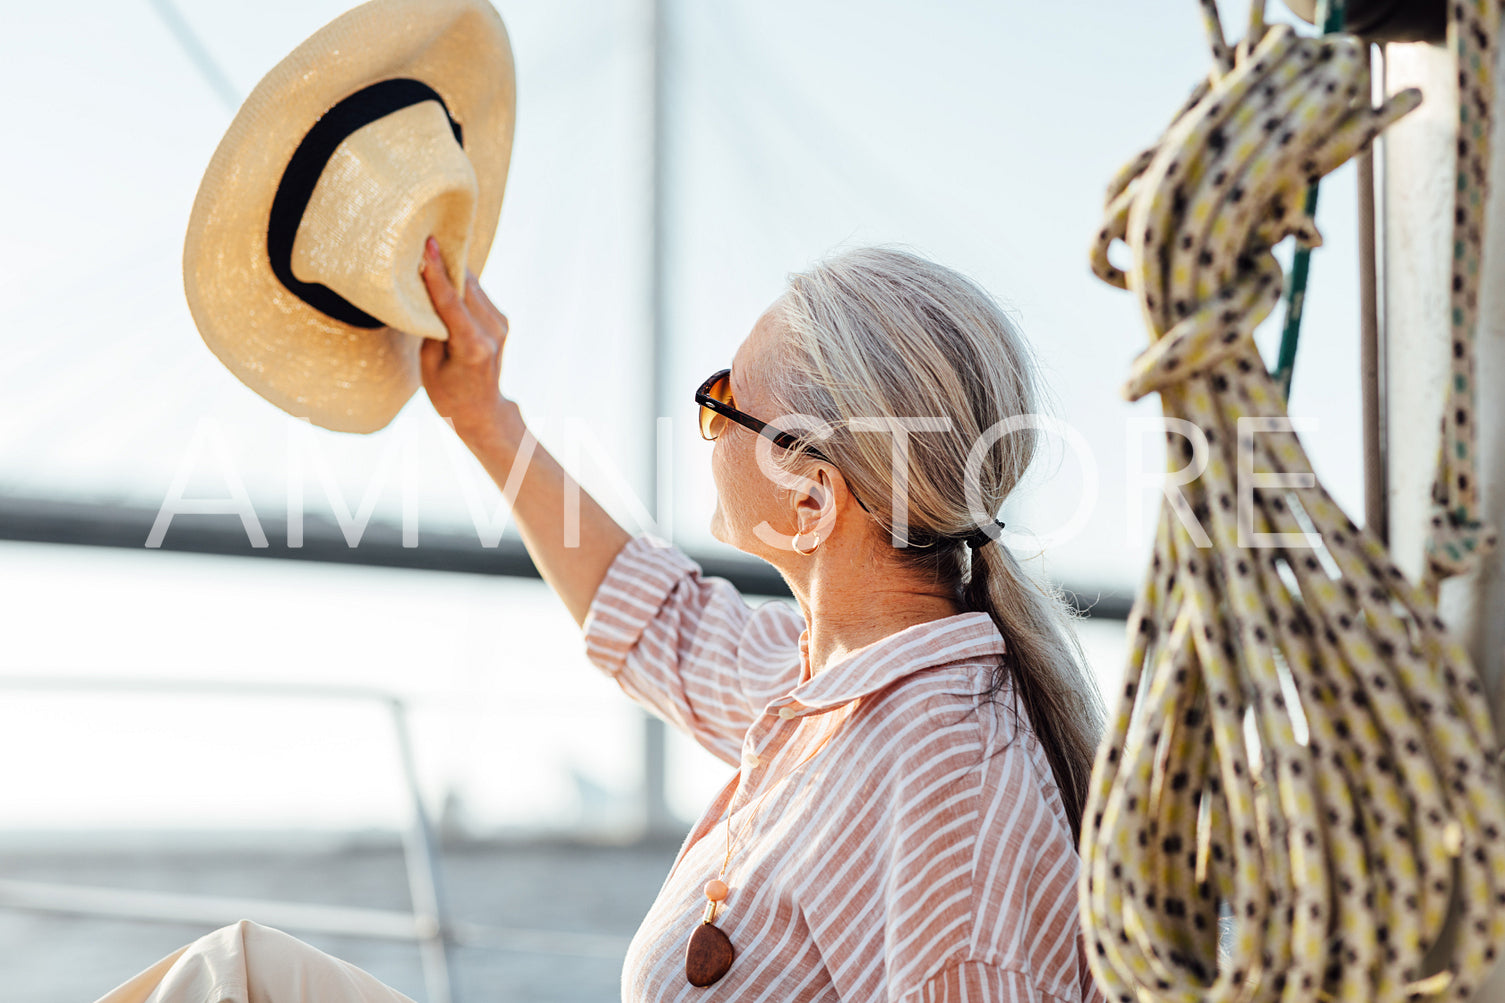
0, 676, 630, 1003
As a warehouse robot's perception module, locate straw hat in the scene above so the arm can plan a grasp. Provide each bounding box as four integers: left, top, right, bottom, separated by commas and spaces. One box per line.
184, 0, 515, 433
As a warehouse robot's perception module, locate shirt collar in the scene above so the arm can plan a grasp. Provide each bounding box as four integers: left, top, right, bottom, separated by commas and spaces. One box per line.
778, 611, 1006, 715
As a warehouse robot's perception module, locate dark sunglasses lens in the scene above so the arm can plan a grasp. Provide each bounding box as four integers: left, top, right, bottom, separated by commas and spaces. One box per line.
699, 372, 730, 440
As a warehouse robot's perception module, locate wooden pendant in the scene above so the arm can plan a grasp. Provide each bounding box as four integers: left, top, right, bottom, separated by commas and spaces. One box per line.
685, 922, 736, 987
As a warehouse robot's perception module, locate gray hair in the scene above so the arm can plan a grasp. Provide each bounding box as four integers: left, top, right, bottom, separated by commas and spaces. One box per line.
771, 246, 1105, 841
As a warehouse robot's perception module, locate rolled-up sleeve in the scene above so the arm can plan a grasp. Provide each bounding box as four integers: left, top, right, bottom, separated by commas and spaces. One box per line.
582, 536, 805, 764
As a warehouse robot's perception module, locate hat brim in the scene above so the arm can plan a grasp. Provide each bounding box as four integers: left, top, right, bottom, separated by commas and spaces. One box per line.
184, 0, 515, 433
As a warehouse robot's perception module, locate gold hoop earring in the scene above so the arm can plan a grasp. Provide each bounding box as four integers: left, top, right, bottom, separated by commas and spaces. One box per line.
792, 531, 820, 556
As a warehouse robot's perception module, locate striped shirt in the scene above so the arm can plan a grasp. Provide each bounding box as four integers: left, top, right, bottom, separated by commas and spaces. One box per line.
583, 537, 1106, 1003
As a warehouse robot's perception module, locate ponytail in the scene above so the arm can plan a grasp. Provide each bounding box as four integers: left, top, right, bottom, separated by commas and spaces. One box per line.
773, 245, 1106, 846
962, 542, 1102, 844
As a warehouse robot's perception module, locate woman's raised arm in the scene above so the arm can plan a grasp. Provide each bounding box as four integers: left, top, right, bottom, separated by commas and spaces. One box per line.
418, 236, 631, 626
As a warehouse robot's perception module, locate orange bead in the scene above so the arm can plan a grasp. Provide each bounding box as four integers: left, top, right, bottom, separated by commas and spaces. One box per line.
704, 879, 729, 902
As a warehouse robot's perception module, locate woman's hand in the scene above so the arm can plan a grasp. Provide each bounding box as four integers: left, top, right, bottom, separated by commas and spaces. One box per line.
418, 236, 511, 442
415, 234, 631, 624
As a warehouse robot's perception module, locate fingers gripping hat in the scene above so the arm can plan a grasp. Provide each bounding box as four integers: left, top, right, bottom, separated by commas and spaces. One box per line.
184, 0, 515, 433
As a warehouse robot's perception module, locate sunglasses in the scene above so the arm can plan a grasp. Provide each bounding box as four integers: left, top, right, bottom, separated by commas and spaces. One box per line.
695, 368, 814, 450
695, 368, 871, 513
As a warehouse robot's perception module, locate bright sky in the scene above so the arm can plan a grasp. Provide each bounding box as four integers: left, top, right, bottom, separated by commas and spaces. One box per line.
0, 0, 1364, 592
0, 1, 1375, 831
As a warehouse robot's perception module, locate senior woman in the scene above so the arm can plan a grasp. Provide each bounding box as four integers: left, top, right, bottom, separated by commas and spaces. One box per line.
96, 244, 1106, 1002
426, 241, 1106, 1000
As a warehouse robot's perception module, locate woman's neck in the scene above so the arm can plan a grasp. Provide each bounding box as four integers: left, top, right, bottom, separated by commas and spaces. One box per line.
786, 554, 961, 677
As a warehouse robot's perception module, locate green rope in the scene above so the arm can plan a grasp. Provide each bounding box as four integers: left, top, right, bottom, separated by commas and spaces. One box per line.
1271, 0, 1347, 400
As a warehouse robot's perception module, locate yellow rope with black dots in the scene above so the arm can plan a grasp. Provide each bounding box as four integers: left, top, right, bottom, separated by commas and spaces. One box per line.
1425, 0, 1500, 588
1080, 5, 1505, 1003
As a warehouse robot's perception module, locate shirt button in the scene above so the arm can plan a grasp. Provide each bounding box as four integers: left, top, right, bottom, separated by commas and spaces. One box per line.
745, 752, 761, 767
778, 707, 799, 720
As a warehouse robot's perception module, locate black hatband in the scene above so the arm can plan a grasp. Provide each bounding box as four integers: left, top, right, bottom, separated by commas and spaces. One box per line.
267, 78, 464, 328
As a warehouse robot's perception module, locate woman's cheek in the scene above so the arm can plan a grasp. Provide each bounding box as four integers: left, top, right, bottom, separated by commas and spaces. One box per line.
708, 440, 736, 541
710, 438, 761, 550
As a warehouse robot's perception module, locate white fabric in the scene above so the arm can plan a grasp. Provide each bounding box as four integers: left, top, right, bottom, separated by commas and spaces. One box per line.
91, 921, 416, 1003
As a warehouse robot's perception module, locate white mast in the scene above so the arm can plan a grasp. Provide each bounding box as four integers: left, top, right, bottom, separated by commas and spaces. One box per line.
1383, 34, 1505, 1002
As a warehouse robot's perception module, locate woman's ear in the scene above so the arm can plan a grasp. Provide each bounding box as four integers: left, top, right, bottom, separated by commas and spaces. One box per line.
793, 466, 842, 536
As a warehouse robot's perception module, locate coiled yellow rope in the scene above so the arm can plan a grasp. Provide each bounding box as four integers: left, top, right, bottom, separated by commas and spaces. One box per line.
1080, 5, 1505, 1003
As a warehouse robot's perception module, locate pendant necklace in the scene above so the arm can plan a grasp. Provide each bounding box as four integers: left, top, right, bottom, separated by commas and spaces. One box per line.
684, 728, 834, 988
